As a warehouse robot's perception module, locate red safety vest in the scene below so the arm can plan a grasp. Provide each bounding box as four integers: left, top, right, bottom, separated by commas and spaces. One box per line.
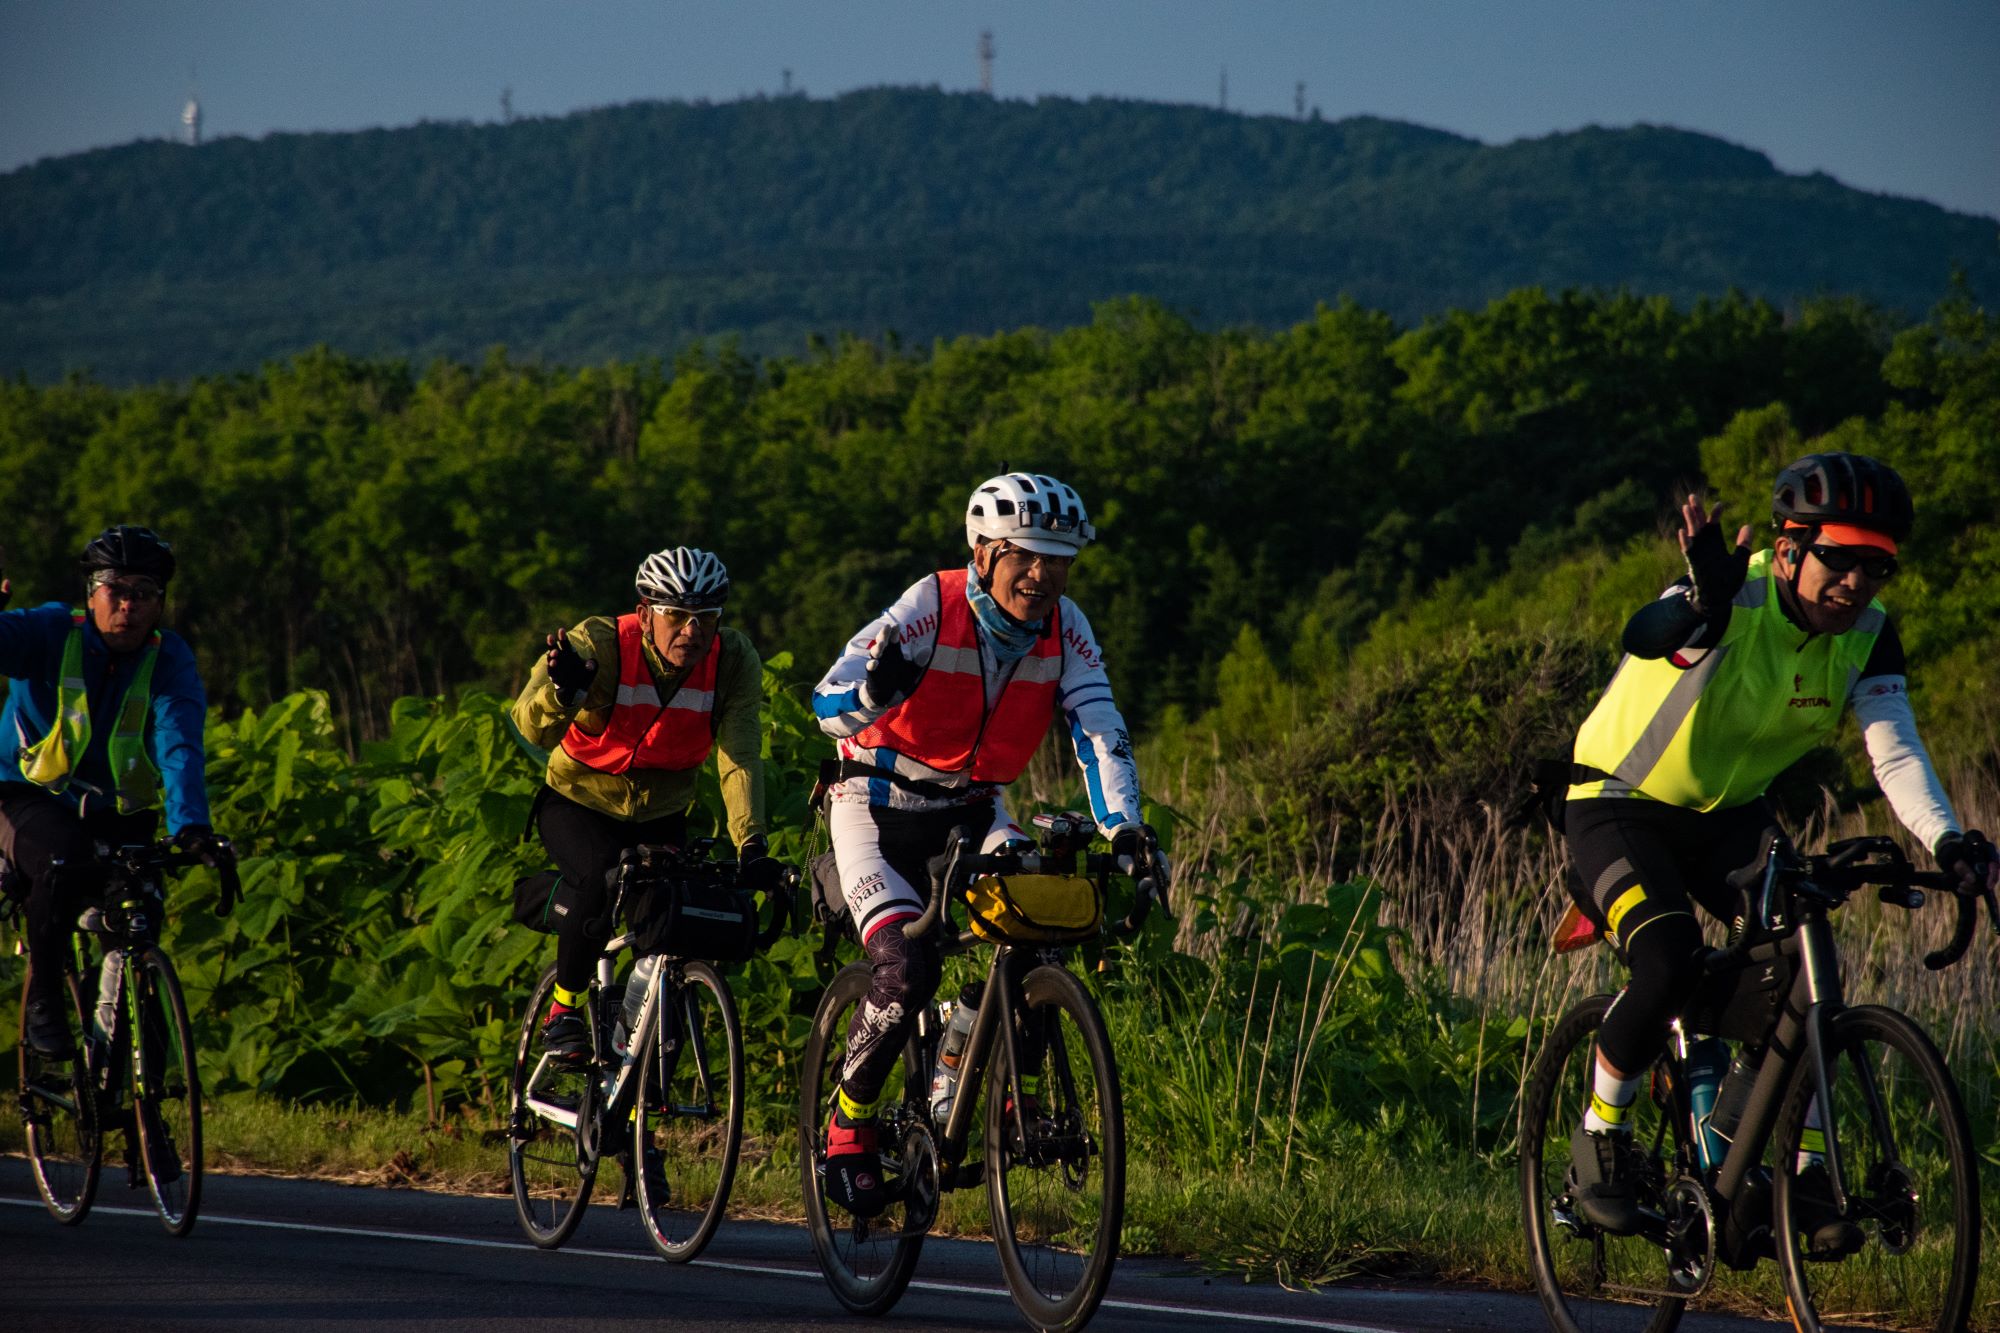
560, 614, 720, 774
855, 569, 1063, 783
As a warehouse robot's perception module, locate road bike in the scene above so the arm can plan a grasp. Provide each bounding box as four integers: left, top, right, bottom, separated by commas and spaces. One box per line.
507, 839, 795, 1260
13, 831, 239, 1236
800, 813, 1164, 1333
1521, 834, 1994, 1332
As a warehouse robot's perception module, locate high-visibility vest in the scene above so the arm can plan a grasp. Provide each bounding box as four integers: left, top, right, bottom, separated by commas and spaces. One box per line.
20, 608, 162, 815
559, 613, 720, 774
1570, 549, 1884, 811
855, 568, 1063, 784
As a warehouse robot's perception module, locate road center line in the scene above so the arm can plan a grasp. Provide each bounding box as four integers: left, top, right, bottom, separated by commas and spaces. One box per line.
1, 1195, 1404, 1332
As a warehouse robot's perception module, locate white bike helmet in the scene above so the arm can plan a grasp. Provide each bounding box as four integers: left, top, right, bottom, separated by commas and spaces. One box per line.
964, 472, 1096, 556
635, 546, 730, 609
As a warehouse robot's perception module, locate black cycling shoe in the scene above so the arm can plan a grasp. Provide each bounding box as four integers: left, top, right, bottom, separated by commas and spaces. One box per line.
1789, 1162, 1865, 1260
539, 1008, 589, 1062
1570, 1123, 1645, 1234
24, 996, 76, 1058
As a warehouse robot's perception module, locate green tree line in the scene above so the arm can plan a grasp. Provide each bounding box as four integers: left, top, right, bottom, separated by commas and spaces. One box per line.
0, 286, 1936, 738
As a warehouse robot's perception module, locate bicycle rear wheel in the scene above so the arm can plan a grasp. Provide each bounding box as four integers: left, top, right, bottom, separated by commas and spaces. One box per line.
1771, 1004, 1978, 1333
509, 964, 598, 1248
799, 959, 929, 1316
18, 966, 100, 1224
634, 959, 745, 1262
1520, 995, 1689, 1333
985, 963, 1124, 1333
129, 946, 202, 1235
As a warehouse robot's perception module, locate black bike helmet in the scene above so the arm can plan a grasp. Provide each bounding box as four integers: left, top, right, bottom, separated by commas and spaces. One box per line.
1771, 453, 1913, 544
79, 525, 177, 585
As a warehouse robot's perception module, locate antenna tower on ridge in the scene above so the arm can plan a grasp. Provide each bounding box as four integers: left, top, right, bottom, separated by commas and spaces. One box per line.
1295, 81, 1306, 119
1218, 67, 1228, 111
979, 30, 995, 95
181, 64, 201, 146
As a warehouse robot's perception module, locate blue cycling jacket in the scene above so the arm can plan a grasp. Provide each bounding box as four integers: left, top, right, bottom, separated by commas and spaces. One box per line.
0, 601, 211, 833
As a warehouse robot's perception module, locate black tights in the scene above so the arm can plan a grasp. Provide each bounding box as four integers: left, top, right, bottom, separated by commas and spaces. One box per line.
1564, 796, 1781, 1074
533, 788, 686, 993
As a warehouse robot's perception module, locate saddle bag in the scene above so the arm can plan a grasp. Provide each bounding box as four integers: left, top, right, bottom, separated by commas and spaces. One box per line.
965, 873, 1103, 945
628, 873, 757, 963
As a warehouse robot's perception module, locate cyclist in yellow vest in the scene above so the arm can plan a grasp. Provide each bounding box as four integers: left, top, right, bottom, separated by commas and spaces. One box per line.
1562, 453, 1996, 1249
0, 527, 230, 1058
508, 546, 774, 1060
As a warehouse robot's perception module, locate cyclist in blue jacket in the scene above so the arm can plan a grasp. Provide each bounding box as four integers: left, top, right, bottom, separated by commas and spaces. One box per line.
0, 527, 227, 1057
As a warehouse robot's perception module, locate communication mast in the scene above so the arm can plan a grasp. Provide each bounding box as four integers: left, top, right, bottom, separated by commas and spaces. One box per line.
978, 30, 995, 95
181, 96, 202, 146
1295, 81, 1306, 120
500, 87, 514, 123
782, 67, 793, 95
1218, 67, 1228, 111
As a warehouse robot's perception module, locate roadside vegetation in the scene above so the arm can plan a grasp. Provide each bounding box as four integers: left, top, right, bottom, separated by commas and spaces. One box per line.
3, 282, 1997, 1324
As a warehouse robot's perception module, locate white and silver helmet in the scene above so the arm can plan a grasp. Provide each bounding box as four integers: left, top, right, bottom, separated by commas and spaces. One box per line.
964, 472, 1096, 556
635, 546, 730, 610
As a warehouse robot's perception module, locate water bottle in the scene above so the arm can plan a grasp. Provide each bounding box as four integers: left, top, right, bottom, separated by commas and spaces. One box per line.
929, 983, 982, 1122
1686, 1036, 1729, 1171
614, 955, 662, 1058
1709, 1049, 1760, 1146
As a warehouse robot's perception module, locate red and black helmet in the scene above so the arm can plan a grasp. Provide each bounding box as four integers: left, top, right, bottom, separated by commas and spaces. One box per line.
79, 525, 177, 584
1771, 453, 1913, 547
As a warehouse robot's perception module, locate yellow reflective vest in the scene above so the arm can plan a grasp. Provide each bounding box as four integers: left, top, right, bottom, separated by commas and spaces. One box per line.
1569, 550, 1884, 811
20, 607, 163, 815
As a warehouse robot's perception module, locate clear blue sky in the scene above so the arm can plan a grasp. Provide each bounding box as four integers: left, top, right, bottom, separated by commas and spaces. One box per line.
5, 0, 1997, 218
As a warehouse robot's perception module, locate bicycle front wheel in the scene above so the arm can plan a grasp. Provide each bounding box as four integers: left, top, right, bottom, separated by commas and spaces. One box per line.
635, 959, 745, 1262
1519, 994, 1688, 1333
508, 964, 598, 1248
129, 946, 202, 1235
799, 959, 928, 1316
1771, 1004, 1978, 1333
18, 966, 101, 1224
985, 963, 1124, 1333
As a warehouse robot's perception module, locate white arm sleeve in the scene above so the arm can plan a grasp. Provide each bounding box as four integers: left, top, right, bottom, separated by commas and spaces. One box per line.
813, 577, 942, 739
1054, 600, 1144, 836
1852, 674, 1959, 853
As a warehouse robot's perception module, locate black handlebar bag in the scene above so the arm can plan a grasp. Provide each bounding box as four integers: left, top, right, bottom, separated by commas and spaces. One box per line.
628, 872, 757, 963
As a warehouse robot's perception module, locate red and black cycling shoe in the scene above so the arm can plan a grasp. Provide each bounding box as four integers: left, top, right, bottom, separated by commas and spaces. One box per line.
823, 1105, 888, 1217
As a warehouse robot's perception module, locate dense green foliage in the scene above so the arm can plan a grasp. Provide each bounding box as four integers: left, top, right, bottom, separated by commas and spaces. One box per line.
0, 286, 1927, 734
6, 88, 1996, 382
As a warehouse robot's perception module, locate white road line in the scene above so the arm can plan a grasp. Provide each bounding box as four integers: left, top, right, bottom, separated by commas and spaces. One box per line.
2, 1195, 1405, 1332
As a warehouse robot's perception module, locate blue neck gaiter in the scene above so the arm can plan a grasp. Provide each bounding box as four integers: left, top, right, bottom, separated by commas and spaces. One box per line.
965, 562, 1045, 667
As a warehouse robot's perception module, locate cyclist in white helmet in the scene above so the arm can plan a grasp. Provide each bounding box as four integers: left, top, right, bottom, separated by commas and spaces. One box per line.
809, 472, 1169, 1216
510, 545, 776, 1059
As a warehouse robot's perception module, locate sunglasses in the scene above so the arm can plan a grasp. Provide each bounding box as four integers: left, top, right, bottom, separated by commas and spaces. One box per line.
90, 575, 165, 605
647, 603, 722, 627
1809, 545, 1898, 580
996, 545, 1074, 572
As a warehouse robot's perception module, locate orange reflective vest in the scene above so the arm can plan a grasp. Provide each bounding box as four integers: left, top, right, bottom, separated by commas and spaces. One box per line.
855, 568, 1063, 783
560, 614, 720, 774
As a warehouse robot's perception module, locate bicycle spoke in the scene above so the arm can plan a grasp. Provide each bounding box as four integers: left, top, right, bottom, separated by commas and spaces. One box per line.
635, 961, 743, 1262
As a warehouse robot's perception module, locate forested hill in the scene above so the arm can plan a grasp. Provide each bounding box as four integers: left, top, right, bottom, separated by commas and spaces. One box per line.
5, 86, 1997, 383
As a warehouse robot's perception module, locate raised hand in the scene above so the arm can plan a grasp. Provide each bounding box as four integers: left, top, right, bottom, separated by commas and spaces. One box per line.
546, 628, 597, 702
1677, 492, 1754, 615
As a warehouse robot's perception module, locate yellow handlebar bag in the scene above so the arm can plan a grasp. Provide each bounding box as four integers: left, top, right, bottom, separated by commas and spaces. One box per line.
965, 873, 1103, 944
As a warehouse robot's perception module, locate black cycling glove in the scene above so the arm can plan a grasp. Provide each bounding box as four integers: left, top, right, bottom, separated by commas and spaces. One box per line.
860, 633, 922, 711
1112, 823, 1171, 899
546, 629, 597, 705
1934, 829, 1996, 887
737, 839, 785, 896
1682, 520, 1751, 618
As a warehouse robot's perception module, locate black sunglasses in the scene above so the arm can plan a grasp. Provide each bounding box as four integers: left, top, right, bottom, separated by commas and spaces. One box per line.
1809, 545, 1898, 580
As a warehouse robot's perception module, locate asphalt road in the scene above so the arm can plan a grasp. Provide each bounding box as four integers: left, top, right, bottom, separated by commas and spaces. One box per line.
0, 1160, 1788, 1332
